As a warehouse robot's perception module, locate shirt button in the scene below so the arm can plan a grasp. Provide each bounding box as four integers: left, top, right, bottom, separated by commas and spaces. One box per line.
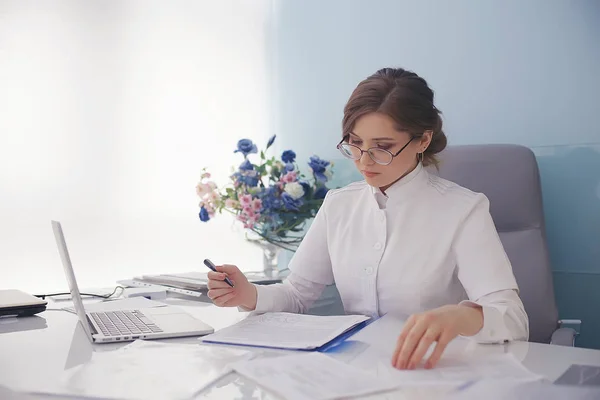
365, 267, 374, 274
379, 214, 385, 222
374, 242, 382, 250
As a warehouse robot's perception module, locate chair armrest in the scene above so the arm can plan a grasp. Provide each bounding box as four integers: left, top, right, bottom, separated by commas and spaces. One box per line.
551, 327, 578, 347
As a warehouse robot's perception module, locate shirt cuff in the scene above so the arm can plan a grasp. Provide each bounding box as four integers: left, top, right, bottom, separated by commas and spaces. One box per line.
234, 284, 266, 313
460, 300, 510, 343
245, 283, 277, 314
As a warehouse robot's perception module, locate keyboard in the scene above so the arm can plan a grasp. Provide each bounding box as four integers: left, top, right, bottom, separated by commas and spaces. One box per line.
90, 310, 163, 337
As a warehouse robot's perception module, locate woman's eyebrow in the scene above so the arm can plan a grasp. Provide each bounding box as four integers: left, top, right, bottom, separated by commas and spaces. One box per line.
349, 132, 396, 141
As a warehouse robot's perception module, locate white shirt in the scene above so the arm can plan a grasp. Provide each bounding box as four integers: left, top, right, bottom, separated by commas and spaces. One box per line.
254, 162, 529, 343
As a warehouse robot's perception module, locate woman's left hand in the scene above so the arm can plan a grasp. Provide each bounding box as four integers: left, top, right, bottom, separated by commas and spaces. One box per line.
391, 304, 484, 370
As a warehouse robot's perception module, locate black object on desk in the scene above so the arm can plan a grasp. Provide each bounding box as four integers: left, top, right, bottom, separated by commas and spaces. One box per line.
555, 364, 600, 386
0, 290, 47, 317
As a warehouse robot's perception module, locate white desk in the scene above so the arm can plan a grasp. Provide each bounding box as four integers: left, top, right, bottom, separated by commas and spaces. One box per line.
1, 295, 600, 400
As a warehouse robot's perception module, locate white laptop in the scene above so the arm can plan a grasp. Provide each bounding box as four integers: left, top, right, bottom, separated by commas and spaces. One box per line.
51, 220, 214, 343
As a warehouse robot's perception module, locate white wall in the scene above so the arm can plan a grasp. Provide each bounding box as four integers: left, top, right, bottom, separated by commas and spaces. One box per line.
0, 1, 273, 293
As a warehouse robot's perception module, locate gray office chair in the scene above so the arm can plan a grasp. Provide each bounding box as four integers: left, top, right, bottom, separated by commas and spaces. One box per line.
435, 144, 580, 346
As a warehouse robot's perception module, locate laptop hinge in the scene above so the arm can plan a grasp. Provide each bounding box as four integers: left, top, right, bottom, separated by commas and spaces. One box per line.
86, 315, 99, 335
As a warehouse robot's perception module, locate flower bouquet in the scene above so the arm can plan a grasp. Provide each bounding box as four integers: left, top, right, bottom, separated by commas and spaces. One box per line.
196, 135, 333, 255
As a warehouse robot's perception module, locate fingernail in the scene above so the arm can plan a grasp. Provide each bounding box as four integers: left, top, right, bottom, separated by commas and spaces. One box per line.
425, 362, 432, 369
408, 363, 414, 370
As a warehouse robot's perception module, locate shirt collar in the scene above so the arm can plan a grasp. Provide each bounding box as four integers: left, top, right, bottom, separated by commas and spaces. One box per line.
371, 162, 427, 208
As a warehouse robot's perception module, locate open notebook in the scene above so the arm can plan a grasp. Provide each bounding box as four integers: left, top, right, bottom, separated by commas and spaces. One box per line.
201, 312, 371, 351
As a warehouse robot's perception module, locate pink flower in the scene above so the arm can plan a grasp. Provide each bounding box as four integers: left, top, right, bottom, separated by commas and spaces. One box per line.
195, 183, 212, 197
208, 191, 220, 202
225, 199, 239, 209
239, 194, 253, 207
237, 214, 253, 229
204, 204, 216, 217
281, 171, 297, 183
201, 172, 211, 179
243, 207, 256, 218
248, 214, 259, 226
251, 198, 262, 212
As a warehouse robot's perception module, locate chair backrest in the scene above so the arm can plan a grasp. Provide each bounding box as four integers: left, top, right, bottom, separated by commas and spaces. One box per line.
434, 144, 558, 343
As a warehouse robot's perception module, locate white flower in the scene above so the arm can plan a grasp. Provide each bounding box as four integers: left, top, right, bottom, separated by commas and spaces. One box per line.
284, 182, 305, 200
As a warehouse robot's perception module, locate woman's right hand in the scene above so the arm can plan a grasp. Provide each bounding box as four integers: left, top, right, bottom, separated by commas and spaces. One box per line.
206, 264, 258, 310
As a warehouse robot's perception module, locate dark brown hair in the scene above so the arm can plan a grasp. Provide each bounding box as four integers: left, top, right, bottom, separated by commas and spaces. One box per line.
342, 67, 447, 167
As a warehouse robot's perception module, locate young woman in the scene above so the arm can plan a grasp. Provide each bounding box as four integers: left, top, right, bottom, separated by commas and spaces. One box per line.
206, 67, 529, 370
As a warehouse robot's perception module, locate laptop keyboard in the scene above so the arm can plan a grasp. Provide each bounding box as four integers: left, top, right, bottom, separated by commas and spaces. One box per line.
90, 310, 163, 337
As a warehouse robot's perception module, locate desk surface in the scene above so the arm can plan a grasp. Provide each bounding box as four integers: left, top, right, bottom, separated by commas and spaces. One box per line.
1, 295, 600, 400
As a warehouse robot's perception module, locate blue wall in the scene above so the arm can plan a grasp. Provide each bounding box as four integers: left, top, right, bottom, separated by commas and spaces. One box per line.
271, 0, 600, 348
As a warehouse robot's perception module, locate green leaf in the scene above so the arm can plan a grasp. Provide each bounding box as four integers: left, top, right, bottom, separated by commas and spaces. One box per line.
260, 151, 265, 160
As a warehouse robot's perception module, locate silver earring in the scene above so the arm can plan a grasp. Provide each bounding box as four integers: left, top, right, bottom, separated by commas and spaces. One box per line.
418, 152, 424, 163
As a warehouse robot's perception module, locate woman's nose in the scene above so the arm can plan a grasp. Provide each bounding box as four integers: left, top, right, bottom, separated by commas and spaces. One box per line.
359, 150, 374, 166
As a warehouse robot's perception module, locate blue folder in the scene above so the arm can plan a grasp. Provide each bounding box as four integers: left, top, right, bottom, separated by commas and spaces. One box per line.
202, 317, 377, 352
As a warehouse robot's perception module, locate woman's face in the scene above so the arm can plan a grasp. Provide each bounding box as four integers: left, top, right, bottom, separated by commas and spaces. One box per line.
350, 112, 430, 191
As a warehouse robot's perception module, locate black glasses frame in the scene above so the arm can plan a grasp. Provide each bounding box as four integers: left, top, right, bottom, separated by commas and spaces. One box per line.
336, 135, 414, 165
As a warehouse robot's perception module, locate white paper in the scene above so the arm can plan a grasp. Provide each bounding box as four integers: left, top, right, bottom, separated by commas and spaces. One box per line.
232, 352, 398, 400
339, 313, 542, 385
445, 380, 600, 400
57, 341, 255, 400
201, 312, 369, 350
346, 346, 542, 386
63, 297, 166, 314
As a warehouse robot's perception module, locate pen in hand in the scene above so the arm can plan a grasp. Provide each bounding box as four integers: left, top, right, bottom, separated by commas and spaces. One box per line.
204, 259, 235, 287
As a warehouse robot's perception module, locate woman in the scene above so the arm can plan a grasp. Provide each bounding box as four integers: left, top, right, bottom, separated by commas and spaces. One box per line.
206, 67, 529, 370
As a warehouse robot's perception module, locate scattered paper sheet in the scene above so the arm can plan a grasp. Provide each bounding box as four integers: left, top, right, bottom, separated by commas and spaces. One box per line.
202, 312, 369, 350
345, 346, 542, 386
57, 341, 254, 400
232, 352, 398, 400
338, 313, 542, 385
445, 380, 600, 400
63, 297, 166, 314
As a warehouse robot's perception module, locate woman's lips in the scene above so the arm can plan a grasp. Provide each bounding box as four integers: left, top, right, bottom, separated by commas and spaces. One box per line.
362, 171, 380, 178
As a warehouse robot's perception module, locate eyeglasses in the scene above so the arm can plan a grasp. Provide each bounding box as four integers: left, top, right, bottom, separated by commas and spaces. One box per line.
336, 135, 414, 166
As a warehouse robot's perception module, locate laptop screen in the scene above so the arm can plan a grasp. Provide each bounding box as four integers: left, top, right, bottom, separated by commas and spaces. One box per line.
51, 220, 94, 341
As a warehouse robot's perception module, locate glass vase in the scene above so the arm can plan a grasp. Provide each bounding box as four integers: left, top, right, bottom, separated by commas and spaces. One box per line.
247, 238, 281, 278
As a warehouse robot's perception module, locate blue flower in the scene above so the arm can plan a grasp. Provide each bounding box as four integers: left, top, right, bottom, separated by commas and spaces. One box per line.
259, 187, 282, 212
282, 192, 303, 211
242, 176, 259, 187
266, 135, 276, 149
314, 186, 329, 199
198, 206, 210, 222
299, 181, 311, 194
233, 170, 259, 187
281, 150, 296, 163
239, 159, 254, 171
308, 155, 330, 182
234, 139, 258, 157
284, 162, 295, 172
